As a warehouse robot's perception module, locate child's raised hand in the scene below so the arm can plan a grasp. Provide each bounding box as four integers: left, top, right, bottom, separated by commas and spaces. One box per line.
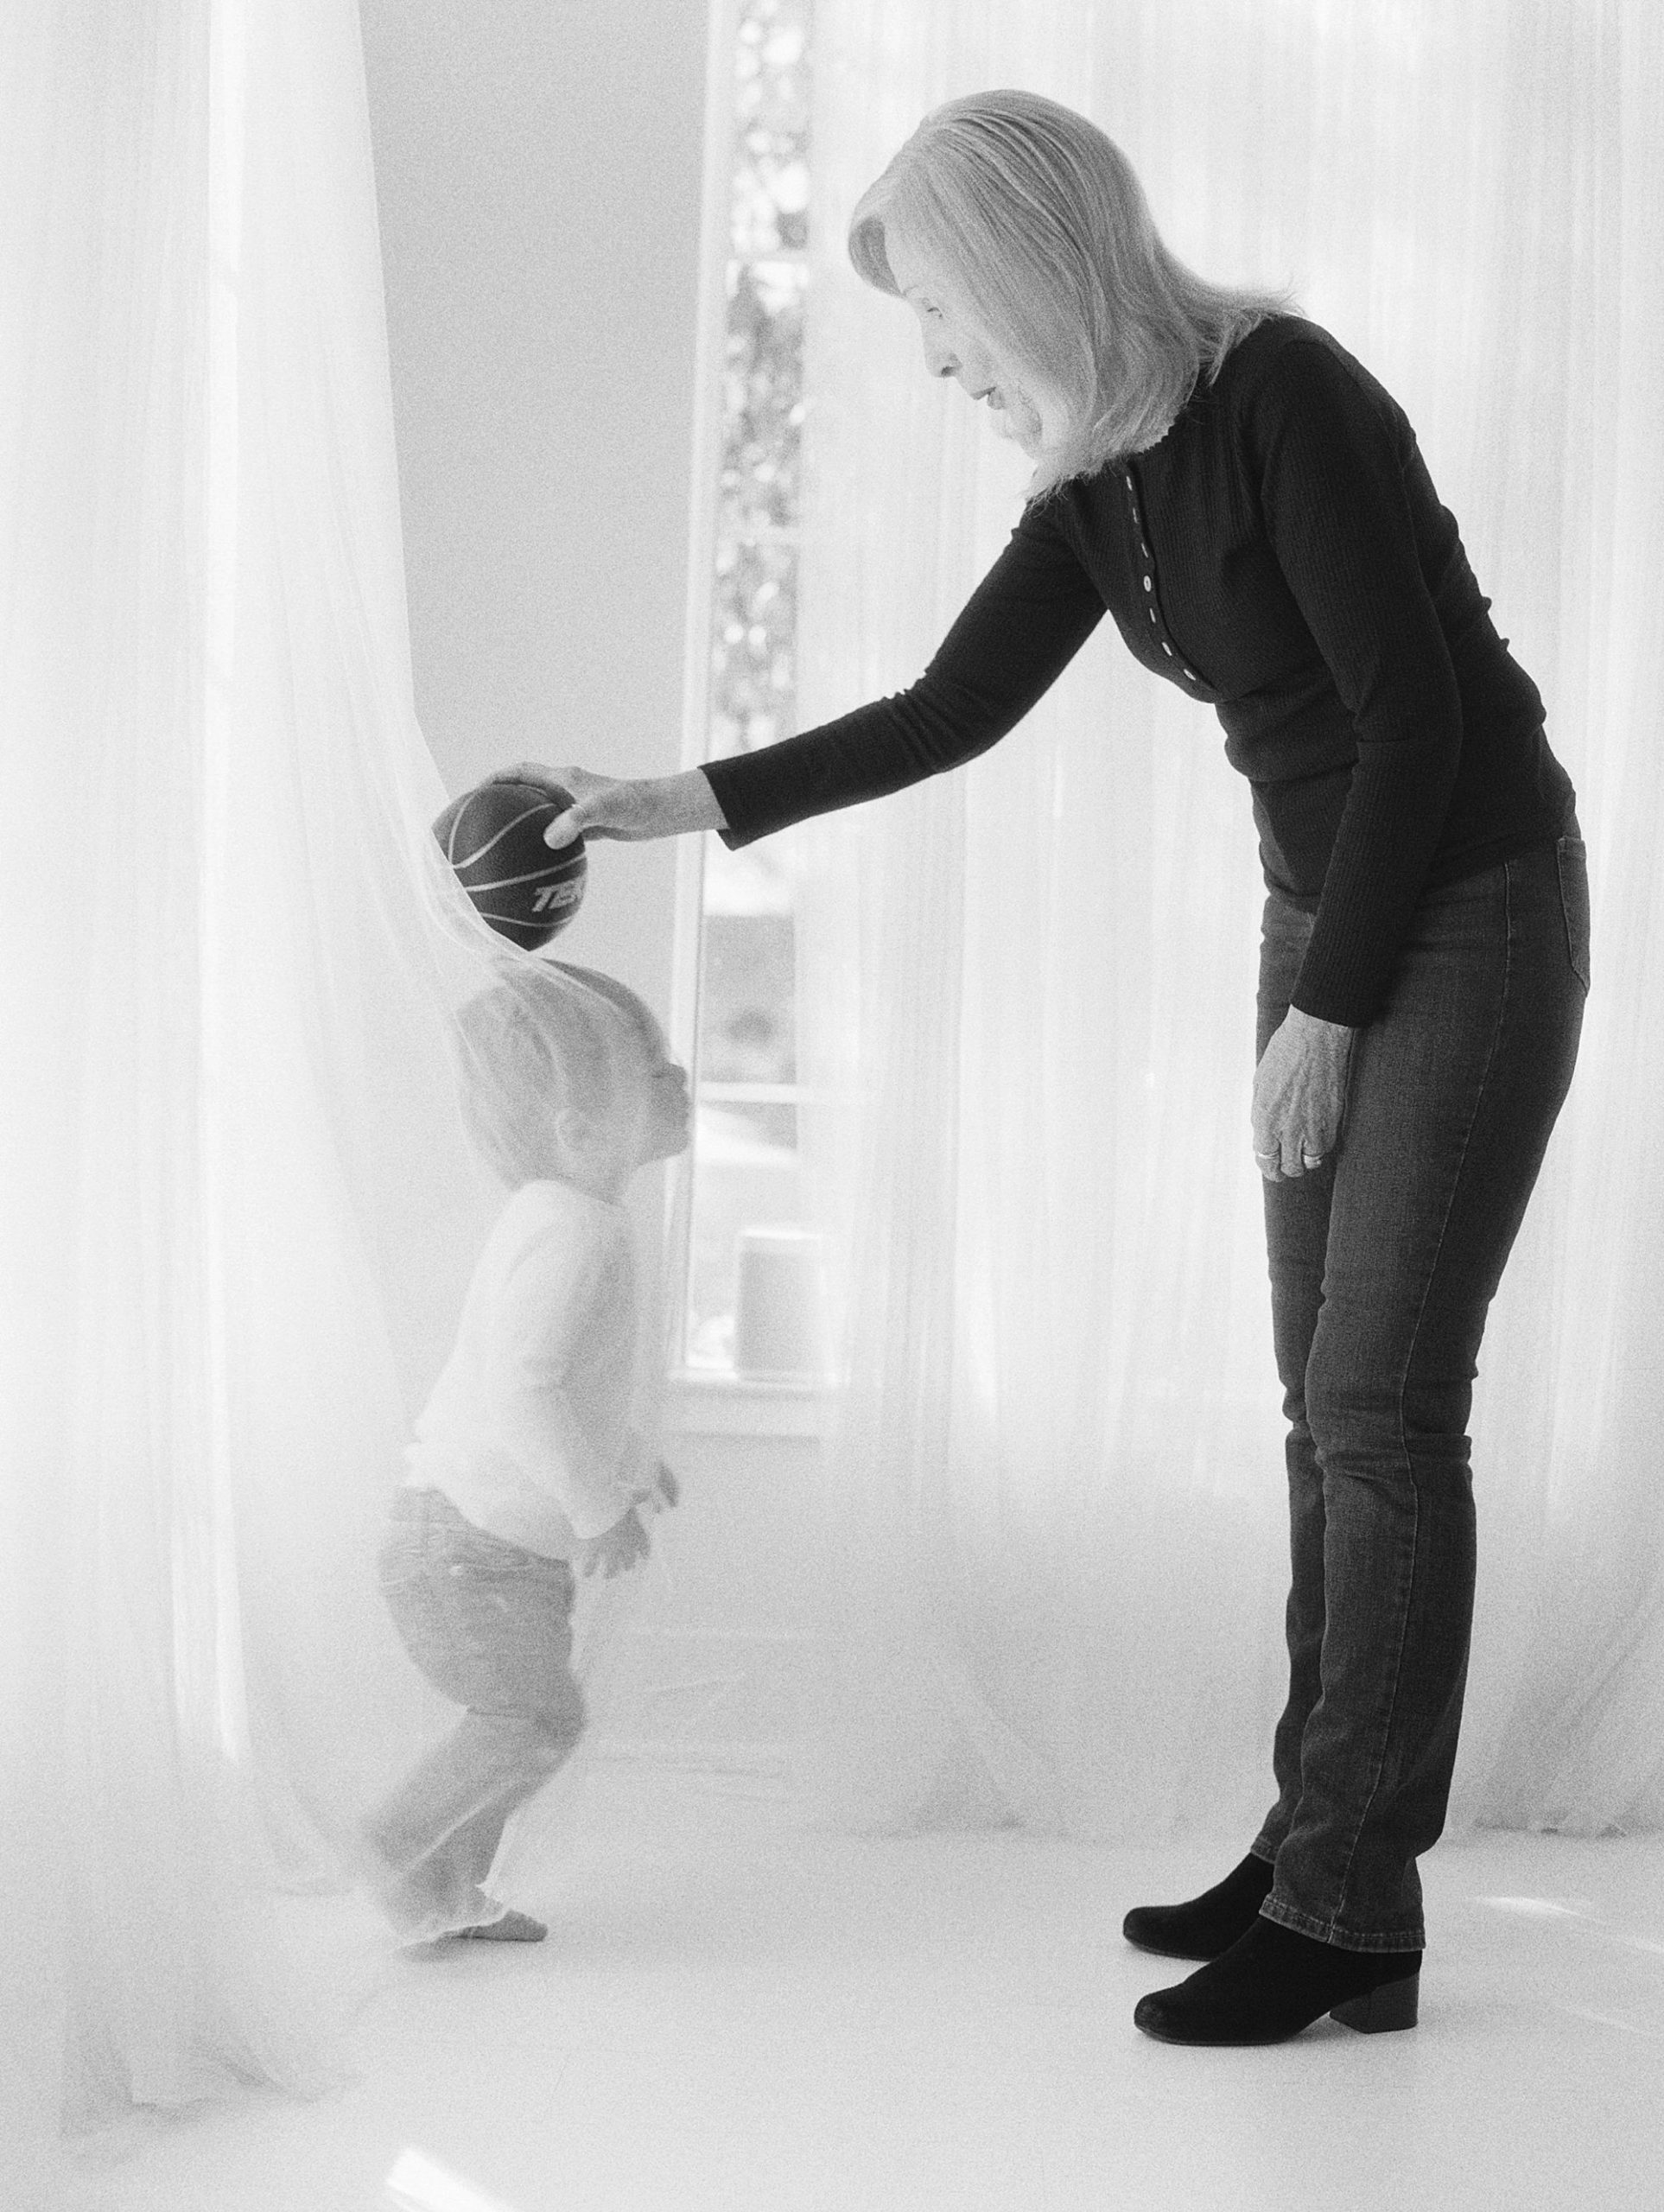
629, 1459, 680, 1517
575, 1505, 650, 1580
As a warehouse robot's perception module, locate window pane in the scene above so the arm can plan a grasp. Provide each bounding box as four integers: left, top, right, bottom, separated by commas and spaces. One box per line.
718, 260, 806, 541
707, 533, 798, 761
686, 1099, 805, 1370
683, 0, 814, 1375
730, 0, 811, 257
698, 912, 797, 1087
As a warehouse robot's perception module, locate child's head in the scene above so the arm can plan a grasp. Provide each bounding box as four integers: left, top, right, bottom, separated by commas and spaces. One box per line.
556, 963, 692, 1170
454, 962, 689, 1193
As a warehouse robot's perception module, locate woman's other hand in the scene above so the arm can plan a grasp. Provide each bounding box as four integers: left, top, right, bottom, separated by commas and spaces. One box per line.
482, 763, 727, 848
1253, 1007, 1356, 1180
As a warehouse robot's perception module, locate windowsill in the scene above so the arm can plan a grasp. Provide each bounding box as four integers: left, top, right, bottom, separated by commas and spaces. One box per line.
666, 1368, 826, 1437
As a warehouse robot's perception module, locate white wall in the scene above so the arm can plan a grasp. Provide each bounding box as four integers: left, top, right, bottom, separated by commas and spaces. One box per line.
359, 0, 708, 1026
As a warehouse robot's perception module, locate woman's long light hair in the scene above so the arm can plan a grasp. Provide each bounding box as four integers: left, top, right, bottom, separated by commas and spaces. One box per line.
849, 90, 1293, 497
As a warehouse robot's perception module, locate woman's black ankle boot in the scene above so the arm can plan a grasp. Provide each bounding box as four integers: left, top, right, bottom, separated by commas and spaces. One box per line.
1121, 1850, 1276, 1961
1133, 1916, 1422, 2045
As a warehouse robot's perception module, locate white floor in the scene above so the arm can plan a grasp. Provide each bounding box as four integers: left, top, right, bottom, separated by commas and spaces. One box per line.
17, 1764, 1664, 2212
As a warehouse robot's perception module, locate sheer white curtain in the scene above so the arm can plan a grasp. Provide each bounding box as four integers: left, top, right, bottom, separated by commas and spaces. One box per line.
792, 0, 1664, 1842
0, 0, 630, 2141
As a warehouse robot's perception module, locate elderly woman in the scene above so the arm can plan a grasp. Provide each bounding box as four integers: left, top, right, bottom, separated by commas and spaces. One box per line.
499, 91, 1587, 2045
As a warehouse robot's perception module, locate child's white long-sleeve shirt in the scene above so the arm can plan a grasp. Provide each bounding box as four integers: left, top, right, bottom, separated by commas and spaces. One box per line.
404, 1179, 653, 1559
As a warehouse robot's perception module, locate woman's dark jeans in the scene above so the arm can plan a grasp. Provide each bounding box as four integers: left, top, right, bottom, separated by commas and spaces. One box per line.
1251, 830, 1589, 1952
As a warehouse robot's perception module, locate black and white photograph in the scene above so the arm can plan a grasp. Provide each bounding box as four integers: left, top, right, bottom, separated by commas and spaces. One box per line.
3, 3, 1661, 2207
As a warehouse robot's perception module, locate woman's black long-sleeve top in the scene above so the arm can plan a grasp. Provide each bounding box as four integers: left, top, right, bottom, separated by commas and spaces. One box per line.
702, 315, 1575, 1027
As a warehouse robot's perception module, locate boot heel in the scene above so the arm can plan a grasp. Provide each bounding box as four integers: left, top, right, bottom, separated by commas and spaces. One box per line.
1331, 1970, 1419, 2035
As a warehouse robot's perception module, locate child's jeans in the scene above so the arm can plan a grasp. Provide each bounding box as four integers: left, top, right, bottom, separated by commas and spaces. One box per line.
360, 1485, 585, 1940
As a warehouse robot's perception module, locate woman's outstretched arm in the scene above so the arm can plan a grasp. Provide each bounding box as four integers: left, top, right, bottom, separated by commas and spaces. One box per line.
492, 510, 1104, 852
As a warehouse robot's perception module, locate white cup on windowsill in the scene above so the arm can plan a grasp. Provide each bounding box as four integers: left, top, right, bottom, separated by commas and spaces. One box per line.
734, 1226, 826, 1382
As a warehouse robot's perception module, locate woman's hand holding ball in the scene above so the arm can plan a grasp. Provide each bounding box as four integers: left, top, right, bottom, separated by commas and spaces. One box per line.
483, 763, 727, 848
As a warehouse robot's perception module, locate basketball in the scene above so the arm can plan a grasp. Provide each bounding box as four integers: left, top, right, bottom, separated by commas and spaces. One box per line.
433, 779, 587, 950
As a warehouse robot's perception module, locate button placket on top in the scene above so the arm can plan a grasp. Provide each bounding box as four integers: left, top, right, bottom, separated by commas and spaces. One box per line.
1122, 467, 1202, 688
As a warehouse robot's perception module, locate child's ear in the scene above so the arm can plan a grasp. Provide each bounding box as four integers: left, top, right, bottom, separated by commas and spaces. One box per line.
553, 1105, 597, 1154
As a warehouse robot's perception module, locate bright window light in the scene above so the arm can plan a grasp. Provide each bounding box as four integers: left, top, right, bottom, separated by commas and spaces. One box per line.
384, 2145, 521, 2212
683, 0, 816, 1378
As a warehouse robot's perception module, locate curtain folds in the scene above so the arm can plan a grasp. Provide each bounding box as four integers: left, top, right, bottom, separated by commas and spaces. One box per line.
793, 0, 1664, 1842
0, 0, 548, 2139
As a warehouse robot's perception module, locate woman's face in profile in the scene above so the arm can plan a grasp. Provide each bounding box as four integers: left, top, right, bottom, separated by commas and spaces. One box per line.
884, 228, 1060, 459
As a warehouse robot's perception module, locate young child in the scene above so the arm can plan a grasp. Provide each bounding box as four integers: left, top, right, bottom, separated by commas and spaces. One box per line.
360, 960, 690, 1943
